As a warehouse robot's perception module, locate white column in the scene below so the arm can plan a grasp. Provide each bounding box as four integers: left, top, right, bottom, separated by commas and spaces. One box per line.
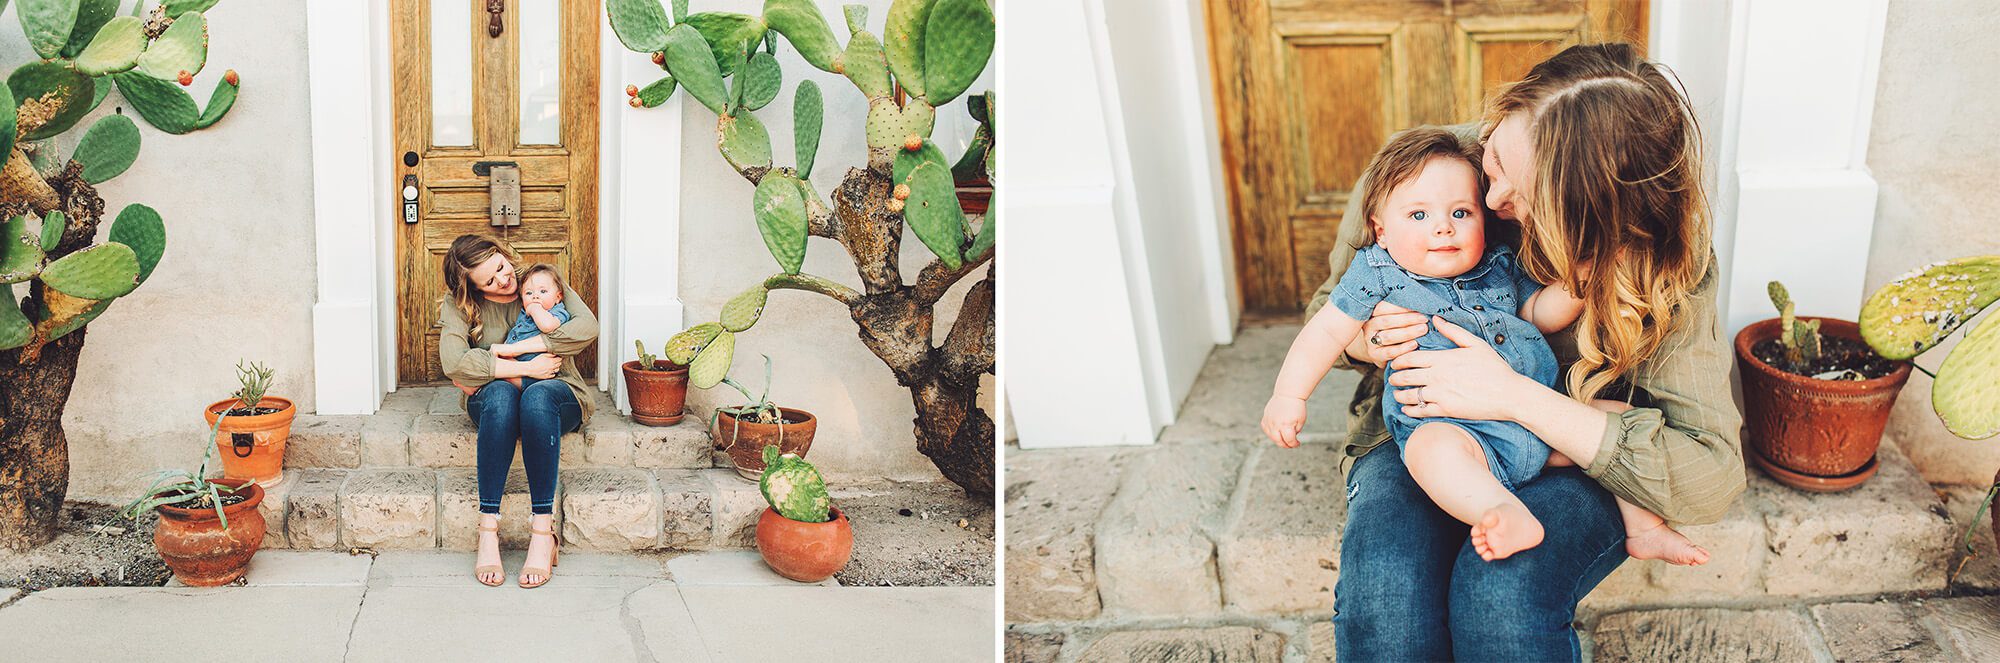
1719, 0, 1890, 334
305, 0, 387, 415
610, 35, 686, 413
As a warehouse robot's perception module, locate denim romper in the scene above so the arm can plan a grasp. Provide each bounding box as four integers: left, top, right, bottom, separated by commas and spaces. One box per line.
1327, 243, 1560, 490
503, 302, 570, 362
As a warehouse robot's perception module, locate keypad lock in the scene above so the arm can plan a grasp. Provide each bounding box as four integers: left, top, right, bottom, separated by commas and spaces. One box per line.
401, 174, 419, 225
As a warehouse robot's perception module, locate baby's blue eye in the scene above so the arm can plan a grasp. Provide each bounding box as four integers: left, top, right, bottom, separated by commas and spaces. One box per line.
1410, 211, 1427, 221
1452, 209, 1469, 219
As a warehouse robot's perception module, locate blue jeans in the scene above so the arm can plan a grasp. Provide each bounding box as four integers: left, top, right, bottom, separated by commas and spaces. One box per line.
1333, 444, 1628, 661
466, 378, 580, 515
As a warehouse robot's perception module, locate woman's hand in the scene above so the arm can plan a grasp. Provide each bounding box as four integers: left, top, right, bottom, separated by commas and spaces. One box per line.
520, 354, 562, 379
491, 342, 520, 359
1386, 317, 1542, 421
1347, 302, 1429, 368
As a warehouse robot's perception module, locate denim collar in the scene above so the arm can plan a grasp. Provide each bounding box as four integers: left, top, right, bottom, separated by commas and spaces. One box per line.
1362, 243, 1513, 284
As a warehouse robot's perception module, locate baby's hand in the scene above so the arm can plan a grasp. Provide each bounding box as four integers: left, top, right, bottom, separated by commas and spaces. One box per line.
523, 299, 548, 315
1261, 395, 1308, 448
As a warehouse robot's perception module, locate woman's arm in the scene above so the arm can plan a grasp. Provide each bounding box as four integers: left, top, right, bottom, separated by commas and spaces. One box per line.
540, 284, 599, 356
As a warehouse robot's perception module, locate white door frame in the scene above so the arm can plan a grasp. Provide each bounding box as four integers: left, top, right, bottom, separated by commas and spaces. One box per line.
305, 0, 683, 415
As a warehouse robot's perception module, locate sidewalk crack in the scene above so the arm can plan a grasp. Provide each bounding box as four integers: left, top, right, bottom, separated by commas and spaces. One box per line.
342, 583, 370, 662
620, 581, 659, 662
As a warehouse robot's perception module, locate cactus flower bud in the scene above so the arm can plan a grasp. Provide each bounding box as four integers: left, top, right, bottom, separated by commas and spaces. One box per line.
625, 84, 639, 97
176, 70, 192, 86
629, 97, 644, 108
893, 184, 911, 200
651, 51, 666, 66
903, 135, 922, 152
223, 70, 239, 86
887, 198, 905, 213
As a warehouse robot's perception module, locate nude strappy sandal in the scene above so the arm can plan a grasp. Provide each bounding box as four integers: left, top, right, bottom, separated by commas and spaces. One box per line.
474, 523, 504, 587
519, 526, 560, 589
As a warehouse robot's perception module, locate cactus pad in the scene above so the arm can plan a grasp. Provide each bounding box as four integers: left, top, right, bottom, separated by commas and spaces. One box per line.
672, 0, 689, 23
864, 96, 934, 149
967, 202, 993, 261
762, 0, 843, 74
883, 0, 935, 98
9, 62, 96, 141
74, 113, 141, 184
664, 23, 729, 115
607, 0, 672, 52
40, 210, 65, 250
75, 15, 145, 76
759, 447, 832, 523
19, 0, 81, 59
63, 0, 122, 59
920, 0, 993, 106
844, 5, 868, 33
635, 74, 678, 108
1, 215, 44, 284
33, 287, 104, 343
717, 111, 772, 171
791, 83, 824, 180
901, 161, 966, 269
841, 30, 892, 99
1929, 311, 2000, 439
134, 11, 207, 80
1860, 256, 2000, 360
666, 321, 724, 365
741, 52, 782, 111
688, 329, 737, 389
0, 287, 30, 350
114, 70, 236, 134
720, 284, 769, 332
0, 83, 14, 175
40, 242, 140, 299
108, 203, 165, 284
753, 174, 809, 274
893, 139, 949, 185
685, 12, 767, 77
162, 0, 221, 13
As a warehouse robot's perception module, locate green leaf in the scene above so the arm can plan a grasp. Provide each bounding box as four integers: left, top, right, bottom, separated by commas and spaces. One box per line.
665, 321, 723, 365
41, 242, 140, 299
39, 210, 64, 249
663, 23, 729, 115
73, 113, 141, 184
672, 0, 689, 23
720, 284, 769, 332
752, 175, 808, 274
843, 5, 868, 34
194, 74, 237, 128
762, 0, 843, 73
717, 111, 772, 171
635, 74, 677, 108
606, 0, 672, 52
689, 330, 736, 389
162, 0, 222, 13
18, 0, 82, 59
883, 0, 936, 98
9, 62, 97, 141
967, 199, 994, 261
109, 203, 165, 283
864, 96, 933, 149
0, 82, 14, 168
741, 52, 782, 111
1933, 311, 2000, 439
62, 0, 121, 59
0, 215, 43, 284
794, 81, 822, 178
920, 0, 993, 105
0, 287, 31, 350
893, 139, 949, 185
1861, 256, 2000, 359
900, 161, 966, 269
841, 30, 891, 99
135, 11, 208, 81
74, 15, 147, 76
684, 12, 767, 76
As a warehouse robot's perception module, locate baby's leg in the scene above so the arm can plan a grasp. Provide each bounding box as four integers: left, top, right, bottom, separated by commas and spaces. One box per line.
1404, 423, 1544, 561
1617, 498, 1710, 566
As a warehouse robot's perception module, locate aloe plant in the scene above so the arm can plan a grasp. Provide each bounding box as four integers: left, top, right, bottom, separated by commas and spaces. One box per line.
621, 0, 996, 497
120, 411, 254, 529
1859, 256, 2000, 577
2, 0, 242, 549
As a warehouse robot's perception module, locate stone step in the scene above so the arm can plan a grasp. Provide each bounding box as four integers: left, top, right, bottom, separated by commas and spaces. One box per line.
1005, 437, 1962, 624
250, 466, 765, 552
282, 387, 712, 470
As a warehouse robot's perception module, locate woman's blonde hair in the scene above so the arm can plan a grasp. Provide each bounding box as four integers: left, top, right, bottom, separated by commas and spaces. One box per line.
1484, 43, 1712, 403
442, 234, 521, 340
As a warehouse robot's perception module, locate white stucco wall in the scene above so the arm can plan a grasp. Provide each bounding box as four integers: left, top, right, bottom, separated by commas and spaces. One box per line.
672, 0, 995, 483
0, 3, 320, 500
1863, 0, 2000, 486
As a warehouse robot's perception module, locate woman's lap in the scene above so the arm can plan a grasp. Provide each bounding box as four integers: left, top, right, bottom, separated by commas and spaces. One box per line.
468, 378, 580, 432
1334, 444, 1627, 661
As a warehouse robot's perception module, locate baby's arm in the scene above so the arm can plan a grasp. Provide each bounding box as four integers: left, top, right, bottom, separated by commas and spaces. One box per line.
1262, 306, 1365, 447
527, 302, 563, 333
1520, 282, 1585, 334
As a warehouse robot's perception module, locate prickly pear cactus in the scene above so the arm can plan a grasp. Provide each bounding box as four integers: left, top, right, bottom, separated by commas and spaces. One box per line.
1767, 281, 1821, 369
688, 329, 736, 389
720, 284, 768, 332
1861, 256, 2000, 439
758, 445, 831, 523
665, 321, 723, 365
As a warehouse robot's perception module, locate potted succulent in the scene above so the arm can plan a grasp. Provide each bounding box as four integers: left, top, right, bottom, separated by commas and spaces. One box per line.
203, 360, 295, 487
950, 92, 995, 215
622, 339, 690, 425
709, 355, 817, 481
122, 414, 267, 586
1858, 256, 2000, 569
1737, 282, 1911, 491
755, 446, 852, 583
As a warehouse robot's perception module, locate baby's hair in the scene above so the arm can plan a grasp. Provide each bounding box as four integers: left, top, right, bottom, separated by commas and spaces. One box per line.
517, 263, 565, 290
1350, 126, 1492, 249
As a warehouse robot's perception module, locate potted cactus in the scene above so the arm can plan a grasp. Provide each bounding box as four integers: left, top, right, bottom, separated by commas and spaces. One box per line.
623, 339, 690, 425
202, 360, 294, 488
608, 0, 995, 498
1737, 282, 1911, 491
1859, 256, 2000, 567
755, 445, 852, 583
122, 413, 267, 587
1, 0, 242, 548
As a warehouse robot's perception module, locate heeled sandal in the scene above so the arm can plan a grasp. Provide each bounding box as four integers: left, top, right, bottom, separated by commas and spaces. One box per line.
519, 525, 560, 589
474, 523, 504, 587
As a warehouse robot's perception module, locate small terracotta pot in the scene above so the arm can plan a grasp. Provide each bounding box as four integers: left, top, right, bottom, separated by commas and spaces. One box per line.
154, 478, 267, 586
715, 407, 817, 480
622, 360, 689, 426
205, 397, 296, 488
956, 185, 993, 216
1736, 318, 1910, 492
755, 506, 853, 583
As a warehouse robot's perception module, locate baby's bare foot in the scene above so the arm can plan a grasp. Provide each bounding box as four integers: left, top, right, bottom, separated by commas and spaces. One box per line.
1469, 502, 1545, 561
1625, 521, 1710, 566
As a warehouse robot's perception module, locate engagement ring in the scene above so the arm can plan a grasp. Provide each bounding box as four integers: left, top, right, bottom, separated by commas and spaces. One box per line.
1370, 332, 1384, 346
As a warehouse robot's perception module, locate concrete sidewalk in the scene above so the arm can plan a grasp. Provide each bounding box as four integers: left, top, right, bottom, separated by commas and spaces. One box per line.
0, 551, 995, 662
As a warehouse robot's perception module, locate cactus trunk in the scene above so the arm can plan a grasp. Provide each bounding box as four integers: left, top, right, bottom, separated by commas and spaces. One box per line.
0, 327, 86, 550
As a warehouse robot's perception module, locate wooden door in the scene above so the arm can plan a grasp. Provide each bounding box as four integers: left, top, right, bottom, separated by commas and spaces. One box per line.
392, 0, 600, 384
1207, 0, 1647, 314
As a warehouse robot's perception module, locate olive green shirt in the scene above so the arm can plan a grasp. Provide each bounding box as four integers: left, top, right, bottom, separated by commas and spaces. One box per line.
1305, 123, 1746, 526
437, 282, 600, 424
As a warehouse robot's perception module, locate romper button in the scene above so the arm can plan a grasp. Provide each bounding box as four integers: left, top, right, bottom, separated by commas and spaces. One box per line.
1495, 334, 1507, 344
1473, 305, 1484, 311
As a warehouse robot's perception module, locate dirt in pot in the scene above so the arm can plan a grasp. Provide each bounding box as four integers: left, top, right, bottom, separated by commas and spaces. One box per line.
1751, 336, 1900, 380
220, 405, 283, 417
161, 490, 251, 510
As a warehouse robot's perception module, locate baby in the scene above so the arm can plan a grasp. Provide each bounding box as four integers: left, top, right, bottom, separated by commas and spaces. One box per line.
501, 263, 571, 388
1260, 127, 1706, 565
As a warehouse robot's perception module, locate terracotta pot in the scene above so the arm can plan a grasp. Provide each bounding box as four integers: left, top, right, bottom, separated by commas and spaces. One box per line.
715, 407, 817, 480
956, 185, 992, 216
205, 397, 296, 488
154, 477, 267, 586
755, 506, 853, 583
1736, 318, 1911, 492
621, 360, 689, 426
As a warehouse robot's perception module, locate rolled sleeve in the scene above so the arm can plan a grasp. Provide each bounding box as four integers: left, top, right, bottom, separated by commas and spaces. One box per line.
437, 301, 495, 385
541, 284, 599, 356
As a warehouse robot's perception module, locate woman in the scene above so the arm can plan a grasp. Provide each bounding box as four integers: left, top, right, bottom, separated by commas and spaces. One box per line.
1307, 44, 1746, 660
438, 234, 599, 588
